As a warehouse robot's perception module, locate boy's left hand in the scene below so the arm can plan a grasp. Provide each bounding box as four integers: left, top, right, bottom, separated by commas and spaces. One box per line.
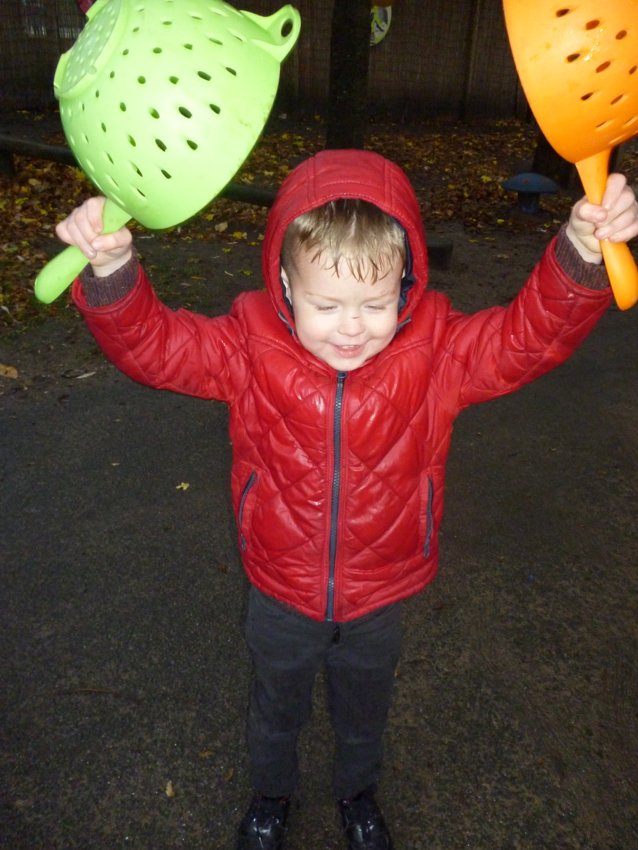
566, 173, 638, 264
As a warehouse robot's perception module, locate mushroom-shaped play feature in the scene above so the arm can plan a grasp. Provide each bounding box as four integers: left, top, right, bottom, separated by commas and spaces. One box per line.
502, 171, 559, 214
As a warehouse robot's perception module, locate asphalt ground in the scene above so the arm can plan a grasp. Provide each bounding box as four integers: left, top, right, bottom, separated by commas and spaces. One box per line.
2, 282, 638, 849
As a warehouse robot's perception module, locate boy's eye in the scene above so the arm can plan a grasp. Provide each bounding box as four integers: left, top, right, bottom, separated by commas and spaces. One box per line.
366, 304, 386, 311
315, 304, 336, 312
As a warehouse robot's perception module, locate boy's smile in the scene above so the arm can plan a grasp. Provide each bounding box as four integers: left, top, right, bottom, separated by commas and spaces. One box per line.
282, 248, 403, 371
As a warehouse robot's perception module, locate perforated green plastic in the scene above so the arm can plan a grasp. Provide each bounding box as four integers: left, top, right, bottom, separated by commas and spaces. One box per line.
35, 0, 301, 303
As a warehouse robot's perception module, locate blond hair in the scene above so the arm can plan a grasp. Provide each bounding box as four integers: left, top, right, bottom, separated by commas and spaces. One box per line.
281, 199, 406, 283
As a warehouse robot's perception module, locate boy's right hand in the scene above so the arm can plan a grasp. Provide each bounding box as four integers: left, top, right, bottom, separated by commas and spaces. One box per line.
55, 196, 133, 278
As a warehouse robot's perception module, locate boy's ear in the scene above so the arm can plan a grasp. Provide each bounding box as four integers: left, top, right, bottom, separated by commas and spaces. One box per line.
280, 267, 292, 301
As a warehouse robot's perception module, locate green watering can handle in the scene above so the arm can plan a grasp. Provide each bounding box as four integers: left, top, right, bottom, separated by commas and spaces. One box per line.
34, 200, 131, 304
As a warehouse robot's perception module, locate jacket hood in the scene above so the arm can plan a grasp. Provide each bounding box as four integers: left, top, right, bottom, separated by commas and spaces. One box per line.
262, 149, 429, 329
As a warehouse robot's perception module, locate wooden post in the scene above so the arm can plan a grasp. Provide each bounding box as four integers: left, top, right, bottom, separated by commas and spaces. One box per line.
325, 0, 371, 149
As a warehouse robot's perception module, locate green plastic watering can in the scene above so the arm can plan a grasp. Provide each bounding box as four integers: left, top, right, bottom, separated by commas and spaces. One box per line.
35, 0, 301, 303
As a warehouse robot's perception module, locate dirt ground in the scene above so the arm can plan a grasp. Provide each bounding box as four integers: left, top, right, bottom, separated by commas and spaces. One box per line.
2, 114, 638, 850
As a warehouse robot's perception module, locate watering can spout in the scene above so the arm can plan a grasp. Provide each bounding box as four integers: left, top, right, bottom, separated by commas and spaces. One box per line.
242, 6, 301, 63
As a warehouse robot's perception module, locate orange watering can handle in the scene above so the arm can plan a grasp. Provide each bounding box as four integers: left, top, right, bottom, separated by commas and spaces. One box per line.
599, 241, 638, 312
576, 152, 638, 311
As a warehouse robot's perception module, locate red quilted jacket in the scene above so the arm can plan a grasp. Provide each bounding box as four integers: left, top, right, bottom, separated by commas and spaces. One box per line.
73, 150, 611, 622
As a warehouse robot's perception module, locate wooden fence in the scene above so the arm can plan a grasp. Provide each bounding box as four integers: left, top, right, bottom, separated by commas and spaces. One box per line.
1, 0, 526, 120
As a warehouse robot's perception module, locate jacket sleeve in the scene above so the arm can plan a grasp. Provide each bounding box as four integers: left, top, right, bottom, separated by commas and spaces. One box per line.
71, 264, 248, 403
440, 232, 612, 410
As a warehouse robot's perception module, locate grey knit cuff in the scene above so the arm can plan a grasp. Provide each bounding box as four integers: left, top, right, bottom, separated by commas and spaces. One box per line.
79, 250, 139, 307
554, 225, 610, 291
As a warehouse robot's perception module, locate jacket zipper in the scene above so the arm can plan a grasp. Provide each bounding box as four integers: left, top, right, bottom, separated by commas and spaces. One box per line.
325, 371, 347, 621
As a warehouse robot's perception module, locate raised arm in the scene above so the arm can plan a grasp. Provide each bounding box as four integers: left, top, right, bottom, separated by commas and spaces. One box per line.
445, 174, 638, 409
58, 197, 248, 403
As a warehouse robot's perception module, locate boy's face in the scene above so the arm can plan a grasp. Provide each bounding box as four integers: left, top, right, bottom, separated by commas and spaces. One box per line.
281, 247, 403, 372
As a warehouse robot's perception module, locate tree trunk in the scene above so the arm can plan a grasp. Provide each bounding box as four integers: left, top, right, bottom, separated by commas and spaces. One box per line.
325, 0, 371, 149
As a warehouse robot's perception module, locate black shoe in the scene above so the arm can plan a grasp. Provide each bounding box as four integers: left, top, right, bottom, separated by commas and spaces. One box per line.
236, 793, 291, 850
338, 786, 393, 850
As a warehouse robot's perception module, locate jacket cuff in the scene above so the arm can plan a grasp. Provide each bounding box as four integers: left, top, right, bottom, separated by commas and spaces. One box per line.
78, 250, 139, 307
554, 225, 610, 291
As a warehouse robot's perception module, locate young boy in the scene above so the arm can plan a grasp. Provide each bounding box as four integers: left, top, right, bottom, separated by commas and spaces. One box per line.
56, 149, 638, 850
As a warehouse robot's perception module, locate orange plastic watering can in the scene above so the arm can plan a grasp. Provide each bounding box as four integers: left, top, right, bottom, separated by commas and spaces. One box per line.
503, 0, 638, 310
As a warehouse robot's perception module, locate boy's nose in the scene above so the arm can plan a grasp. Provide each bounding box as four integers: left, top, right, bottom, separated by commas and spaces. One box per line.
338, 313, 364, 336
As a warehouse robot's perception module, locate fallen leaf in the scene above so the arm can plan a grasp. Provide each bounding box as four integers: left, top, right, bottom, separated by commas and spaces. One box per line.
176, 482, 190, 491
0, 363, 18, 379
165, 781, 176, 798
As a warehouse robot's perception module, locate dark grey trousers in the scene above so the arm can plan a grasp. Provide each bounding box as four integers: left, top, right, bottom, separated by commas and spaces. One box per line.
244, 586, 402, 800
